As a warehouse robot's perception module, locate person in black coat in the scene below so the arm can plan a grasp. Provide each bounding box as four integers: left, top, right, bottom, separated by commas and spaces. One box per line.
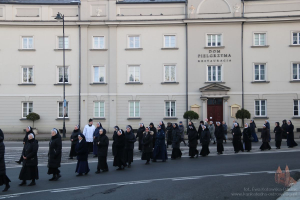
124, 126, 136, 168
113, 129, 127, 170
260, 124, 271, 151
48, 129, 62, 181
281, 119, 288, 139
250, 120, 258, 142
149, 123, 157, 148
75, 133, 90, 176
152, 125, 168, 162
287, 120, 298, 148
197, 121, 204, 144
274, 122, 282, 149
159, 121, 166, 133
188, 122, 199, 158
16, 126, 35, 164
112, 126, 119, 157
243, 123, 252, 152
142, 127, 154, 165
232, 123, 244, 153
166, 122, 173, 148
136, 123, 145, 152
171, 123, 182, 159
0, 135, 10, 192
95, 129, 109, 174
19, 133, 39, 186
215, 122, 224, 154
200, 125, 210, 157
69, 125, 80, 159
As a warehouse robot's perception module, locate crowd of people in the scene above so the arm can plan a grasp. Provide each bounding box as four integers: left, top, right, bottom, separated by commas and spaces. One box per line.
0, 118, 297, 192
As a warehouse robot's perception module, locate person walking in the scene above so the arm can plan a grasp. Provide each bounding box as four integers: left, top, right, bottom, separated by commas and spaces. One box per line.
75, 133, 90, 176
260, 124, 271, 151
0, 134, 10, 192
142, 127, 154, 165
136, 123, 145, 152
113, 129, 127, 170
274, 122, 282, 149
166, 122, 173, 148
92, 122, 101, 158
48, 128, 62, 181
265, 120, 271, 142
208, 121, 216, 144
222, 121, 227, 143
171, 123, 182, 160
232, 123, 243, 153
112, 126, 119, 157
149, 123, 157, 148
200, 125, 210, 157
124, 126, 136, 168
198, 121, 204, 144
16, 126, 35, 164
250, 120, 258, 142
83, 119, 95, 153
188, 122, 199, 158
159, 121, 166, 133
18, 133, 39, 186
287, 120, 298, 148
281, 120, 288, 139
243, 123, 252, 152
152, 125, 168, 162
69, 125, 80, 159
215, 122, 224, 154
95, 129, 109, 174
178, 121, 186, 146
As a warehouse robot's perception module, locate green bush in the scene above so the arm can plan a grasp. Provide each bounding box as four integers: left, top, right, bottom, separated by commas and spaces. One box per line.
183, 111, 199, 122
26, 112, 40, 128
235, 108, 251, 125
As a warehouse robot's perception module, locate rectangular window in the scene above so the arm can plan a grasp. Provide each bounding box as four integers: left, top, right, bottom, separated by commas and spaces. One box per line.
58, 101, 69, 118
22, 67, 33, 83
94, 102, 105, 118
93, 66, 105, 83
128, 36, 140, 48
254, 64, 265, 81
207, 65, 222, 82
294, 100, 300, 116
22, 102, 33, 118
164, 65, 176, 82
128, 66, 140, 82
129, 101, 140, 117
22, 37, 33, 49
255, 100, 266, 116
93, 36, 105, 49
207, 34, 222, 47
58, 66, 69, 83
293, 63, 300, 80
165, 101, 176, 117
164, 35, 176, 48
58, 36, 69, 49
292, 32, 300, 45
254, 33, 266, 46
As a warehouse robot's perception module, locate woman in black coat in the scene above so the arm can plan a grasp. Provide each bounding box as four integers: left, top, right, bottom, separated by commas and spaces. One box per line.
281, 120, 288, 139
215, 122, 224, 154
95, 129, 109, 174
171, 123, 182, 159
136, 123, 145, 152
287, 120, 298, 148
149, 123, 157, 148
198, 121, 204, 144
166, 122, 173, 148
75, 133, 90, 176
19, 133, 39, 186
69, 125, 80, 159
112, 126, 119, 157
188, 122, 199, 158
243, 123, 252, 152
274, 122, 282, 149
152, 125, 168, 162
142, 127, 154, 165
16, 126, 35, 164
124, 126, 136, 168
48, 129, 62, 181
200, 125, 210, 157
260, 124, 271, 151
0, 136, 10, 192
250, 120, 258, 142
113, 129, 127, 170
232, 123, 244, 153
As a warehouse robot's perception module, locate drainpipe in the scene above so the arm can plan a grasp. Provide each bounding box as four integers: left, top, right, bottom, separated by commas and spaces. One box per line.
78, 2, 81, 128
185, 0, 189, 127
241, 0, 245, 125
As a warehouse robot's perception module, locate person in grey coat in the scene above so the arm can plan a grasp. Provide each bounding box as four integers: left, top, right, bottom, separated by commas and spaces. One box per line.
208, 121, 216, 144
178, 121, 186, 146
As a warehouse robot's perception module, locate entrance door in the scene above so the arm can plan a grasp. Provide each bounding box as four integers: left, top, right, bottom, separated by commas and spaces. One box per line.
207, 98, 223, 124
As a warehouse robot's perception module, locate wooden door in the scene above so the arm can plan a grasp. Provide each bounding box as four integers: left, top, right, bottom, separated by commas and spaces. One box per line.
207, 98, 223, 124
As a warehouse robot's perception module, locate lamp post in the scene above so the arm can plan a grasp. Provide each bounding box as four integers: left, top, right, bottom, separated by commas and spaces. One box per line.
55, 12, 66, 138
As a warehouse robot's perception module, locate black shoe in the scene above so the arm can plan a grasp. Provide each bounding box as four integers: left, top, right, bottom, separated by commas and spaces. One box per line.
49, 175, 56, 181
220, 152, 223, 154
15, 161, 21, 164
19, 181, 26, 186
76, 173, 83, 177
95, 171, 101, 174
85, 171, 89, 175
102, 169, 109, 172
116, 167, 122, 171
28, 181, 36, 186
145, 162, 150, 165
54, 174, 61, 181
247, 150, 250, 152
2, 185, 10, 192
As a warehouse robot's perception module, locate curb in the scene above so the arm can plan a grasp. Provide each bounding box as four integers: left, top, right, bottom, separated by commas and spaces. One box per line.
277, 180, 300, 200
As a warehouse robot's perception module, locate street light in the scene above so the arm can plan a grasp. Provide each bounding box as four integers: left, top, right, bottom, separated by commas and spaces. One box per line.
55, 12, 66, 138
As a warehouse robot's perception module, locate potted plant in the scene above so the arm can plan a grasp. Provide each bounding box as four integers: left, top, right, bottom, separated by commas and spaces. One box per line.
26, 112, 40, 135
235, 108, 251, 128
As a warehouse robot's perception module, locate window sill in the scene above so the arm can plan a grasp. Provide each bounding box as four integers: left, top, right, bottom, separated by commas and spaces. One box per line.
19, 118, 28, 120
204, 82, 225, 84
127, 118, 142, 120
89, 49, 108, 51
251, 81, 270, 84
251, 45, 269, 48
125, 48, 143, 51
125, 82, 143, 85
54, 83, 72, 86
253, 116, 269, 119
163, 117, 178, 120
93, 118, 106, 120
161, 48, 179, 50
161, 82, 179, 85
289, 45, 300, 47
90, 83, 107, 85
292, 116, 300, 119
18, 49, 36, 51
18, 83, 36, 86
204, 46, 225, 49
56, 118, 70, 121
54, 49, 72, 51
290, 80, 300, 83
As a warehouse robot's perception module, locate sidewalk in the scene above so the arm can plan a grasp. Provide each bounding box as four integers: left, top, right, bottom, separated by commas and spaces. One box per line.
277, 180, 300, 200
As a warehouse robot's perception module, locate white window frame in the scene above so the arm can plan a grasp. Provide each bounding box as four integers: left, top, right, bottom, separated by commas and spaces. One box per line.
57, 36, 69, 49
206, 65, 223, 82
92, 65, 106, 83
127, 35, 140, 48
57, 66, 70, 83
206, 34, 223, 47
294, 100, 300, 116
163, 65, 176, 82
94, 101, 105, 118
292, 63, 300, 80
253, 63, 266, 81
165, 101, 176, 117
58, 101, 69, 118
291, 31, 300, 45
22, 102, 33, 118
92, 36, 105, 49
253, 32, 267, 46
163, 34, 176, 48
129, 101, 140, 118
254, 100, 267, 117
21, 66, 34, 83
21, 36, 34, 49
127, 65, 141, 83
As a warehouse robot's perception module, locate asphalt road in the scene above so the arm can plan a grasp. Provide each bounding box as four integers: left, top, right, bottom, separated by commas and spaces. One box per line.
0, 141, 300, 200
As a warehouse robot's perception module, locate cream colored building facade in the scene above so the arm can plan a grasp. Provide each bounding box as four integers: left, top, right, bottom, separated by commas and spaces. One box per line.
0, 0, 299, 133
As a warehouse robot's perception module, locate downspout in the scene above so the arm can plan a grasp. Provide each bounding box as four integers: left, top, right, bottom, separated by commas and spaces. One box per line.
241, 0, 245, 125
185, 0, 189, 127
78, 2, 81, 128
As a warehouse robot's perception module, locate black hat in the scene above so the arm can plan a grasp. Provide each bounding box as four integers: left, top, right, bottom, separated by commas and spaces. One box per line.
89, 118, 93, 122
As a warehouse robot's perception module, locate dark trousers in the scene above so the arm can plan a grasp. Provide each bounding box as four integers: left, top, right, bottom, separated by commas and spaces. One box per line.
276, 141, 281, 148
87, 142, 93, 153
97, 156, 108, 171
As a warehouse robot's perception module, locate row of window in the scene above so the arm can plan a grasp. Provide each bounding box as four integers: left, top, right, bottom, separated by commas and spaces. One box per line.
256, 100, 300, 117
